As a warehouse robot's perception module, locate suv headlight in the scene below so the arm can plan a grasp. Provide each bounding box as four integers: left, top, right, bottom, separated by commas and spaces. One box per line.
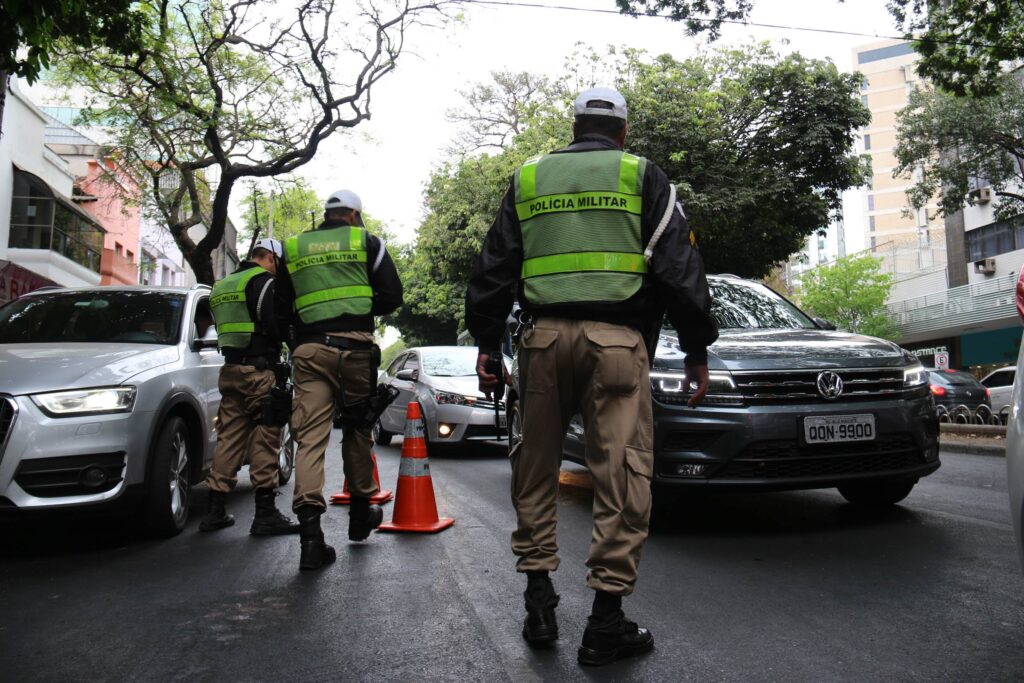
649, 370, 744, 406
433, 390, 477, 406
903, 363, 928, 388
32, 386, 137, 417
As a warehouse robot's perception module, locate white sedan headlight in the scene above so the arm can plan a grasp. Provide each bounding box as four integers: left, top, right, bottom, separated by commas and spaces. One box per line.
32, 386, 137, 417
903, 363, 928, 388
433, 390, 477, 406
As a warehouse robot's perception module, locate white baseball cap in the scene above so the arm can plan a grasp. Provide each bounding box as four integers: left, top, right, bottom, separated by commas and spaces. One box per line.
251, 238, 283, 258
325, 189, 363, 212
573, 87, 628, 121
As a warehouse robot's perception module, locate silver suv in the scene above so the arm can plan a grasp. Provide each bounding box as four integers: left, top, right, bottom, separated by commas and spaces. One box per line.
0, 285, 222, 536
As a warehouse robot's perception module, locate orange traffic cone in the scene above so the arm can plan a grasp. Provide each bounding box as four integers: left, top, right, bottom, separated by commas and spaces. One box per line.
329, 452, 393, 505
378, 401, 454, 533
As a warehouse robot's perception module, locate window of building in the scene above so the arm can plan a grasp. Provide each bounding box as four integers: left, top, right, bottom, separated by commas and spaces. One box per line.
870, 236, 877, 249
126, 250, 134, 263
869, 216, 876, 232
115, 242, 123, 256
861, 77, 869, 92
863, 134, 871, 151
866, 175, 874, 190
8, 169, 103, 273
857, 42, 915, 64
861, 95, 869, 107
966, 215, 1024, 261
867, 196, 875, 211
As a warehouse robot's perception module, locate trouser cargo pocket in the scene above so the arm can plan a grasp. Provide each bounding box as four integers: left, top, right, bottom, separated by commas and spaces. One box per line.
623, 446, 653, 530
585, 327, 641, 395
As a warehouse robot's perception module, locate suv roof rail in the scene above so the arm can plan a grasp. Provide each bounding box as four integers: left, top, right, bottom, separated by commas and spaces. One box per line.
29, 285, 65, 293
715, 273, 741, 279
190, 283, 212, 291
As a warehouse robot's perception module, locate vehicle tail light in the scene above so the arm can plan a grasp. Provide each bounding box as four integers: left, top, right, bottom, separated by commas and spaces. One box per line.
985, 387, 991, 397
930, 385, 946, 397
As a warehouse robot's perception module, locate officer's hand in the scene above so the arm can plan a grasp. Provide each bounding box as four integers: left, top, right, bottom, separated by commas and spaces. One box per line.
476, 353, 502, 400
686, 364, 710, 408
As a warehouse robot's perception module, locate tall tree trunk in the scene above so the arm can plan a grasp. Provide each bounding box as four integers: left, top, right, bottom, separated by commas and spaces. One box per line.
187, 175, 235, 285
0, 71, 9, 140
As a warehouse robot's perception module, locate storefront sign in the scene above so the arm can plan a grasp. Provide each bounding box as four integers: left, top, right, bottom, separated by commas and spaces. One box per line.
0, 260, 57, 305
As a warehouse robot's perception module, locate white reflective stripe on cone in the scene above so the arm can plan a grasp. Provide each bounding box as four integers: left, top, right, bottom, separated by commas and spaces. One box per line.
399, 458, 431, 478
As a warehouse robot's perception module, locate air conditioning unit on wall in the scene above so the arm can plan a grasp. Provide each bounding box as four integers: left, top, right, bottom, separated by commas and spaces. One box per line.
974, 258, 997, 275
973, 186, 993, 204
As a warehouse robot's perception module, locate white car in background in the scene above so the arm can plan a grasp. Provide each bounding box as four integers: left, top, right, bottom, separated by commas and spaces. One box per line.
1009, 270, 1024, 571
981, 366, 1017, 421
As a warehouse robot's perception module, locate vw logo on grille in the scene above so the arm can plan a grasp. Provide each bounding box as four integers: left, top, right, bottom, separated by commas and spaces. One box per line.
816, 371, 844, 400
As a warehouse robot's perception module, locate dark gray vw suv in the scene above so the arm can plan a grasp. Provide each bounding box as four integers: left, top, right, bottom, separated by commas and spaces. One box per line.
508, 274, 940, 507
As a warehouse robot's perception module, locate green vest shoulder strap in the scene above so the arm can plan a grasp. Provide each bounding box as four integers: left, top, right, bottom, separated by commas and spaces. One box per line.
285, 226, 373, 324
210, 267, 267, 350
515, 150, 648, 306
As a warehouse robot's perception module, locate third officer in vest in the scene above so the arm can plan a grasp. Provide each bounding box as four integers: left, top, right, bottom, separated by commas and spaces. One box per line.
276, 190, 403, 570
465, 88, 718, 665
201, 238, 299, 535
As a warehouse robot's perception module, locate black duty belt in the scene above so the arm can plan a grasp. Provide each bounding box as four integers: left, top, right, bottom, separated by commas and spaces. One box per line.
298, 334, 374, 351
223, 354, 276, 369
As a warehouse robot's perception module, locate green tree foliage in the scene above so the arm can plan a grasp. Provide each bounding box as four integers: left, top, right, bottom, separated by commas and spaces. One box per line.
894, 75, 1024, 221
386, 48, 868, 344
240, 180, 322, 246
617, 45, 870, 278
888, 0, 1024, 97
52, 0, 455, 284
620, 1, 1022, 96
379, 338, 407, 368
614, 0, 753, 39
0, 0, 145, 82
798, 254, 897, 339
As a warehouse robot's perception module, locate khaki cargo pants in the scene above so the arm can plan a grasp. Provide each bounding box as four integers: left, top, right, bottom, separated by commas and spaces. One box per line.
206, 364, 281, 493
290, 341, 378, 512
512, 318, 654, 595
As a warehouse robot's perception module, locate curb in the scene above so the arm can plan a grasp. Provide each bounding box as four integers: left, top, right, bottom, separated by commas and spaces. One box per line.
940, 440, 1006, 457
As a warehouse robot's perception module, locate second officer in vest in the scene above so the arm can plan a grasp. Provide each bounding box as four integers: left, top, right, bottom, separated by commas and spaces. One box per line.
200, 238, 299, 535
465, 88, 718, 665
276, 190, 403, 570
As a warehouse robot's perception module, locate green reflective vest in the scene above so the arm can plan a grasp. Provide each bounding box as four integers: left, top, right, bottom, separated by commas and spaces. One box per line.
285, 225, 373, 323
515, 149, 647, 306
210, 267, 267, 350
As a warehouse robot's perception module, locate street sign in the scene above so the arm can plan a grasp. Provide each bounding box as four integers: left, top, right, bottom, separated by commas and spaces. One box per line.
935, 352, 950, 370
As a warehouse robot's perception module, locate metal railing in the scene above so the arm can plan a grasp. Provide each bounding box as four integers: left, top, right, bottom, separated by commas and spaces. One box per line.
886, 273, 1019, 336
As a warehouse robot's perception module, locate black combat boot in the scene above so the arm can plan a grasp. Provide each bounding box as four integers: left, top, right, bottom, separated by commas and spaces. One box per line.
348, 496, 383, 541
522, 570, 559, 647
297, 506, 336, 571
250, 488, 300, 536
577, 591, 654, 666
198, 490, 234, 532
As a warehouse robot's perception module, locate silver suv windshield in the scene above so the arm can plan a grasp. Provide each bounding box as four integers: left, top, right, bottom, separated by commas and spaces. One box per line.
709, 279, 817, 331
0, 291, 186, 345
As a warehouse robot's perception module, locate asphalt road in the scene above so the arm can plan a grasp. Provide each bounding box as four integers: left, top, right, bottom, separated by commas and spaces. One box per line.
2, 437, 1022, 682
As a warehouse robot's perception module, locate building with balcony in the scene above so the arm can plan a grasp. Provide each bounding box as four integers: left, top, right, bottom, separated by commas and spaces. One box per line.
0, 82, 105, 304
852, 40, 947, 276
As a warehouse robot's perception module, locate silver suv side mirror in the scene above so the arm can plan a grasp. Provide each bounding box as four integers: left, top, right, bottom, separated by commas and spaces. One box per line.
192, 326, 219, 351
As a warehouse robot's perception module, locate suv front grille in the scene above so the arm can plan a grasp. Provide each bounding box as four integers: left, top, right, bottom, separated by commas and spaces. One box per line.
0, 397, 16, 460
732, 368, 905, 404
716, 436, 923, 479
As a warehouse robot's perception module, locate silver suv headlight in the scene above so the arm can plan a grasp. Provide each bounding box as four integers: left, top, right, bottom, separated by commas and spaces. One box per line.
649, 370, 744, 406
32, 386, 137, 417
903, 362, 928, 388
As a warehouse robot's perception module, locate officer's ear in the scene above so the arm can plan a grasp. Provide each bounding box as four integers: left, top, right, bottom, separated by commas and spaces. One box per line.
616, 124, 628, 148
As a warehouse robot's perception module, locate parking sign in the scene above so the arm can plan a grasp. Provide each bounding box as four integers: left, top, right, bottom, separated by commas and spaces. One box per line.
935, 352, 950, 369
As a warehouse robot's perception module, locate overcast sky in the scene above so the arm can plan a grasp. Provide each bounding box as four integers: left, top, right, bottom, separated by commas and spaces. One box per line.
291, 0, 899, 245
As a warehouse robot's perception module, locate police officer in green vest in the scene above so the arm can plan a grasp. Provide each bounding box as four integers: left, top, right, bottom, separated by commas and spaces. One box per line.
276, 190, 403, 570
465, 88, 718, 666
200, 239, 300, 536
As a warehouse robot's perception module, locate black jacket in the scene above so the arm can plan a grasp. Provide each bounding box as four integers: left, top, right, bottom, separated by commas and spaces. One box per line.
275, 219, 404, 343
222, 261, 279, 362
464, 134, 718, 366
